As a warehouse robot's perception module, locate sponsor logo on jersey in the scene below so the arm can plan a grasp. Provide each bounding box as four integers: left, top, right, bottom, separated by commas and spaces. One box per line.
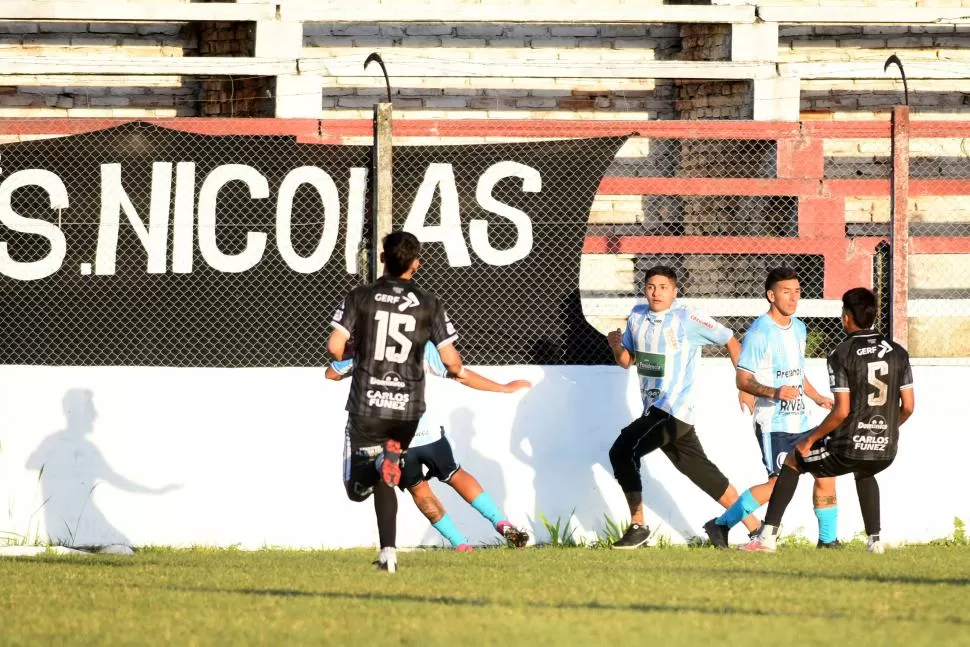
664, 327, 680, 352
857, 341, 893, 358
374, 293, 401, 304
398, 292, 421, 311
854, 416, 890, 451
369, 372, 406, 389
776, 368, 802, 378
366, 389, 411, 411
635, 352, 666, 378
690, 314, 715, 330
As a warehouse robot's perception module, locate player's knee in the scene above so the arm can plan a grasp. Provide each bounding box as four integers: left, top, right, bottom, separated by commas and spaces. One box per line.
608, 437, 630, 472
344, 480, 372, 502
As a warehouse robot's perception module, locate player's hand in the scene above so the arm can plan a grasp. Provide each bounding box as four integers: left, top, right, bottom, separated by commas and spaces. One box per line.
776, 385, 800, 401
607, 328, 623, 351
504, 380, 533, 393
738, 391, 755, 414
796, 439, 813, 458
814, 396, 834, 410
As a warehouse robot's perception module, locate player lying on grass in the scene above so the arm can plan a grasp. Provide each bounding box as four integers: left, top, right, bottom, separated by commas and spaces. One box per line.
607, 265, 760, 549
704, 268, 840, 550
328, 341, 532, 550
741, 287, 915, 553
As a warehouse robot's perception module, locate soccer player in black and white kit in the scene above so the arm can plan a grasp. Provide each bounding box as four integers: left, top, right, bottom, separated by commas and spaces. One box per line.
327, 231, 463, 573
742, 288, 915, 553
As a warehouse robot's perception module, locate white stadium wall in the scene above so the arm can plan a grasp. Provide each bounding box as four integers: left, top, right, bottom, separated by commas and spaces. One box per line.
0, 359, 963, 549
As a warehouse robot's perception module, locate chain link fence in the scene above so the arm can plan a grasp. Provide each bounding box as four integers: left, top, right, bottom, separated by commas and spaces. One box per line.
0, 116, 965, 367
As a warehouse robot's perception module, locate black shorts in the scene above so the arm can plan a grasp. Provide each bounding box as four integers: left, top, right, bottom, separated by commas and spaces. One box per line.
796, 438, 894, 479
400, 436, 461, 490
611, 407, 729, 501
342, 414, 419, 502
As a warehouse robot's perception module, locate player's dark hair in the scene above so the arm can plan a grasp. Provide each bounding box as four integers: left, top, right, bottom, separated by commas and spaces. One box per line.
842, 287, 877, 329
765, 267, 799, 296
382, 230, 421, 277
643, 265, 678, 287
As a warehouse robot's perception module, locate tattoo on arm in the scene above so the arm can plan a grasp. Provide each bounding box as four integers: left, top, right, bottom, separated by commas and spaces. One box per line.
739, 372, 777, 399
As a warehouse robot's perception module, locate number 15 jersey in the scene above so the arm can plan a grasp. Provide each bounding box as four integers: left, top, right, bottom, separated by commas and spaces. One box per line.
332, 276, 458, 421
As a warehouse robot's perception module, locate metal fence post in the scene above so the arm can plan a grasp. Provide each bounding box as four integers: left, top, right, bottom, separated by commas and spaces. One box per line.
890, 105, 910, 347
370, 103, 394, 281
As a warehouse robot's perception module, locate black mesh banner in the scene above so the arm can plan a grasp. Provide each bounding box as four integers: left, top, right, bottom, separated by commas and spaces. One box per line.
0, 122, 626, 366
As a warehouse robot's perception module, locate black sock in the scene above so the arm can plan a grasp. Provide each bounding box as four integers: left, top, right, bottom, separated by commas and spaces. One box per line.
856, 474, 881, 536
374, 484, 398, 549
764, 464, 800, 528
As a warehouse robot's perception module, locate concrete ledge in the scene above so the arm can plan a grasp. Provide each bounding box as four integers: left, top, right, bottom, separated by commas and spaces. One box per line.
0, 1, 277, 22
0, 56, 295, 76
302, 57, 776, 80
779, 62, 970, 80
759, 5, 970, 25
284, 2, 757, 24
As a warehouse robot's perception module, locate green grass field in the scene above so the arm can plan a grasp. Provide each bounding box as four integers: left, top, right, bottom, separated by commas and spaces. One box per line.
1, 545, 969, 646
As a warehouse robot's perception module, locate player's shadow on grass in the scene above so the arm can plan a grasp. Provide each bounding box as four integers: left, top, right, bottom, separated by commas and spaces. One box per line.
25, 388, 180, 548
509, 339, 695, 543
170, 587, 970, 624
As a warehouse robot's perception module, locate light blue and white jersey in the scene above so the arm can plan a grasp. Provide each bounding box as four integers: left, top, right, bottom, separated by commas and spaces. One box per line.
737, 313, 810, 434
331, 341, 447, 448
621, 306, 733, 424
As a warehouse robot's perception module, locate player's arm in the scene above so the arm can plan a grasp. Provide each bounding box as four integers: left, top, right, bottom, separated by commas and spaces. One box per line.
803, 377, 834, 409
327, 295, 357, 361
608, 324, 634, 369
797, 391, 850, 456
899, 357, 915, 425
455, 369, 532, 394
899, 387, 915, 425
429, 300, 464, 378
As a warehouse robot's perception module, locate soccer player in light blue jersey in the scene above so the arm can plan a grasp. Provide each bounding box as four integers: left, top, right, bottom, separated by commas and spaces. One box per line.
328, 341, 532, 551
607, 266, 761, 549
704, 267, 840, 549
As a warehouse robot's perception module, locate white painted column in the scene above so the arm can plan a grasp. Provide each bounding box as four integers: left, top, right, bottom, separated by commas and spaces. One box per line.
254, 19, 321, 118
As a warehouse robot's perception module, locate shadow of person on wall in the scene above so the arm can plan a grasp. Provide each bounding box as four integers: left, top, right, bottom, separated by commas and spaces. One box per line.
508, 293, 697, 543
25, 388, 180, 548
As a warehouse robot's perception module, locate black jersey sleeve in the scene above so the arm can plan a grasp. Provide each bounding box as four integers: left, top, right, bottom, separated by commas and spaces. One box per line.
430, 298, 458, 349
331, 290, 359, 338
827, 347, 850, 393
899, 349, 914, 390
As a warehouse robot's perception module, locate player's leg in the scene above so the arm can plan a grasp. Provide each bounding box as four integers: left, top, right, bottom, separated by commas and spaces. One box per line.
446, 468, 529, 547
854, 459, 894, 553
660, 426, 760, 548
406, 480, 472, 551
402, 442, 472, 551
372, 419, 420, 572
813, 476, 840, 548
608, 408, 676, 549
707, 425, 781, 544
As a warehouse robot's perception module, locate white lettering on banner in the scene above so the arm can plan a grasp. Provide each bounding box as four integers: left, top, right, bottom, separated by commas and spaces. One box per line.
198, 164, 268, 273
172, 162, 196, 274
366, 389, 410, 410
470, 161, 538, 266
96, 163, 171, 276
404, 163, 472, 267
345, 167, 367, 274
0, 169, 68, 280
276, 166, 340, 274
0, 161, 540, 279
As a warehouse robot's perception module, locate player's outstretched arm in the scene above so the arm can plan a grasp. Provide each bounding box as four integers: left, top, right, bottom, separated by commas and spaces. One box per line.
803, 377, 834, 409
454, 368, 532, 394
899, 387, 915, 425
438, 342, 465, 379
